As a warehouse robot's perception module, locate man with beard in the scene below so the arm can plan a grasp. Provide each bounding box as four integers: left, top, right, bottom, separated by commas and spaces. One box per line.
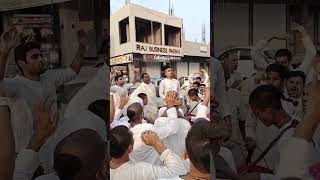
0, 28, 87, 111
284, 71, 306, 121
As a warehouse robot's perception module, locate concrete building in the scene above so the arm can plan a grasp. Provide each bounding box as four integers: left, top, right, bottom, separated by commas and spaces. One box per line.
110, 3, 210, 81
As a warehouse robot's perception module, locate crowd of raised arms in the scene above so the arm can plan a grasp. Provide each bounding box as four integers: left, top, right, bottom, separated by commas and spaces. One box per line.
1, 22, 320, 180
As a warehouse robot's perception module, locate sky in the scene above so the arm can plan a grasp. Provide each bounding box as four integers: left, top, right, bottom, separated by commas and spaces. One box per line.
110, 0, 210, 43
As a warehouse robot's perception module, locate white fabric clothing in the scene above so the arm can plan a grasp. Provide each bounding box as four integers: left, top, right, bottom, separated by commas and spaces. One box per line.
2, 97, 33, 153
158, 107, 184, 118
227, 72, 242, 89
159, 78, 180, 99
255, 123, 295, 180
13, 149, 39, 180
111, 149, 188, 180
130, 82, 158, 108
64, 64, 107, 120
38, 110, 107, 173
129, 108, 179, 165
110, 83, 134, 95
35, 174, 60, 180
0, 68, 76, 111
155, 118, 191, 158
210, 58, 231, 118
277, 137, 316, 180
195, 104, 209, 121
219, 147, 237, 173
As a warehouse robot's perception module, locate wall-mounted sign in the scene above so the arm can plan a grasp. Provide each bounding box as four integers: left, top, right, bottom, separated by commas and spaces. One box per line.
143, 54, 181, 62
110, 54, 133, 65
136, 43, 183, 57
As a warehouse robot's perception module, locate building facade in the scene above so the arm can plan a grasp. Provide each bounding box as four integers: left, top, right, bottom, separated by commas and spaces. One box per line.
110, 3, 210, 81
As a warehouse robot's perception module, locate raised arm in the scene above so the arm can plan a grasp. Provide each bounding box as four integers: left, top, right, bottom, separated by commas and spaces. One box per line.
0, 27, 18, 80
292, 23, 317, 74
141, 130, 187, 179
70, 30, 88, 74
251, 32, 288, 70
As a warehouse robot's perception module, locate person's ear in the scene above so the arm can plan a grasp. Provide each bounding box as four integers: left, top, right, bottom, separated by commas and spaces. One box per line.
17, 60, 27, 69
128, 144, 134, 153
182, 150, 189, 160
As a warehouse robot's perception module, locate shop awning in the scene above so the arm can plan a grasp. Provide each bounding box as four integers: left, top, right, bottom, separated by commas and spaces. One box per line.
0, 0, 71, 12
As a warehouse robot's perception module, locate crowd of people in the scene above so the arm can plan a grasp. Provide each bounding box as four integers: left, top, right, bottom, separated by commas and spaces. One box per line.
2, 20, 320, 180
109, 22, 320, 180
0, 27, 108, 180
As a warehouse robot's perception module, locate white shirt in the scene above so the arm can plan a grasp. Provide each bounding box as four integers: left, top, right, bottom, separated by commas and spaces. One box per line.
64, 65, 107, 120
111, 149, 188, 180
210, 58, 231, 118
13, 149, 39, 180
277, 137, 316, 180
130, 82, 158, 108
159, 78, 180, 99
129, 108, 180, 165
0, 68, 76, 111
110, 83, 134, 95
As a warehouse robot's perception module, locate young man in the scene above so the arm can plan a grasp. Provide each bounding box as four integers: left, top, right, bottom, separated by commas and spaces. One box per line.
0, 28, 87, 111
248, 85, 298, 179
186, 89, 202, 122
277, 81, 320, 179
110, 126, 187, 180
159, 66, 180, 100
111, 74, 135, 95
284, 71, 306, 121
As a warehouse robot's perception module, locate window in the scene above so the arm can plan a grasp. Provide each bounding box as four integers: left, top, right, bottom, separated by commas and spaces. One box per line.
135, 17, 152, 44
119, 17, 130, 44
152, 21, 162, 45
165, 25, 181, 47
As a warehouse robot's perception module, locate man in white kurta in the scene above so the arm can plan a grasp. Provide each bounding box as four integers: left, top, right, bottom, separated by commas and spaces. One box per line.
130, 73, 158, 122
159, 67, 180, 100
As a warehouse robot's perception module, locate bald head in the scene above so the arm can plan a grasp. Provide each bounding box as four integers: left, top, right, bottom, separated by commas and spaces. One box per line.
127, 102, 143, 123
54, 129, 107, 180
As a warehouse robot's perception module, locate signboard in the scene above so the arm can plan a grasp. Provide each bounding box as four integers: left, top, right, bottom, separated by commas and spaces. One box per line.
11, 14, 53, 27
1, 0, 71, 11
135, 43, 183, 57
110, 54, 133, 65
143, 54, 181, 62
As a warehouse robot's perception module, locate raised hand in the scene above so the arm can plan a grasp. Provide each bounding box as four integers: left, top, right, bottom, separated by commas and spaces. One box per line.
290, 22, 305, 33
0, 27, 18, 53
165, 90, 178, 109
29, 97, 58, 151
141, 130, 160, 147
